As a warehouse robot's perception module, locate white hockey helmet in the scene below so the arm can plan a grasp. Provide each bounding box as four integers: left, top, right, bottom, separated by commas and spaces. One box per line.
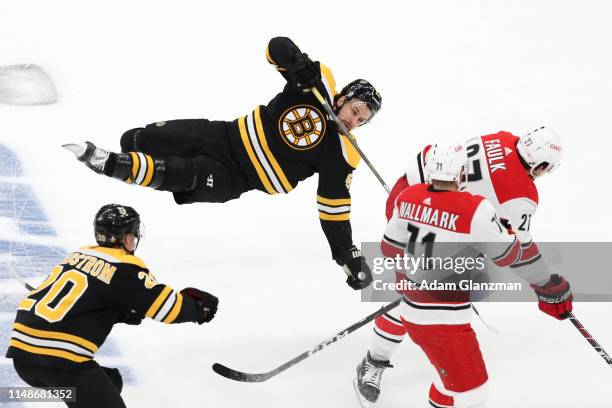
516, 126, 563, 177
425, 141, 468, 187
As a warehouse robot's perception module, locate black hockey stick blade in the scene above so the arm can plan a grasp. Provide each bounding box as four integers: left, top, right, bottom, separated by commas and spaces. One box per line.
212, 363, 265, 382
212, 351, 309, 383
212, 299, 401, 383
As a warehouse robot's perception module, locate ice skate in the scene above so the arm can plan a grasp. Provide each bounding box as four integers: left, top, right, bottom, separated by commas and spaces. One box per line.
353, 351, 392, 407
63, 141, 112, 175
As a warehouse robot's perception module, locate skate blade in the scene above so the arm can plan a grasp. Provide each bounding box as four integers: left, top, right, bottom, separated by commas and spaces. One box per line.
352, 377, 374, 408
62, 143, 87, 159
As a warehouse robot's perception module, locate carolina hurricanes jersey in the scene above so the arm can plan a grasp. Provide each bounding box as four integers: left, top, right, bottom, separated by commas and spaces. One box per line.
463, 132, 538, 244
6, 246, 199, 369
381, 184, 520, 325
387, 132, 545, 280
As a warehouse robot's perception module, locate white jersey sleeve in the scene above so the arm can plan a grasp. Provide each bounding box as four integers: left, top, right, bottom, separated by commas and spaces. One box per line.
470, 199, 522, 267
382, 205, 410, 250
500, 197, 537, 243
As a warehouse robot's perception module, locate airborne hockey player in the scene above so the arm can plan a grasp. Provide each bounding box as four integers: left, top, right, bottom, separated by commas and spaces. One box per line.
6, 204, 219, 408
63, 36, 380, 291
354, 130, 573, 407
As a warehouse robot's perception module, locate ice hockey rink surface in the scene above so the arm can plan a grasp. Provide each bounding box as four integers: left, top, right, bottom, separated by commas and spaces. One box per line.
1, 1, 611, 407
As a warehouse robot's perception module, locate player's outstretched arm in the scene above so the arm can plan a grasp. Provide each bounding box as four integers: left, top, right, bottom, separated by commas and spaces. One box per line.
111, 265, 218, 325
472, 200, 573, 320
317, 166, 372, 290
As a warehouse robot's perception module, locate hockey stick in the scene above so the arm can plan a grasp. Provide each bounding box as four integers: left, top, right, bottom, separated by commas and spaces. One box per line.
6, 259, 35, 291
567, 312, 612, 367
311, 87, 391, 193
212, 298, 401, 382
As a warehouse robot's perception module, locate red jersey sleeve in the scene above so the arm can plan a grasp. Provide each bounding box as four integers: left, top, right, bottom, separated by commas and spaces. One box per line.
386, 175, 410, 221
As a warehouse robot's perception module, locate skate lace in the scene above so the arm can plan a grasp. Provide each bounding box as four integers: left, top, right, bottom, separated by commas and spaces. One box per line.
363, 360, 386, 388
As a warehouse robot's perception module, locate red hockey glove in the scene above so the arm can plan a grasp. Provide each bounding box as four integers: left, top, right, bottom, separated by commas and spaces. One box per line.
181, 287, 219, 324
530, 274, 573, 320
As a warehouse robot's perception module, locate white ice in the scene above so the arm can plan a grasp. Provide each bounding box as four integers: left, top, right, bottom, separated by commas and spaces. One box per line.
1, 1, 611, 407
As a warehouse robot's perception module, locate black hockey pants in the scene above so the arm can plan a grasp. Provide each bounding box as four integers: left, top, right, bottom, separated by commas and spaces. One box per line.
13, 359, 126, 408
120, 119, 250, 204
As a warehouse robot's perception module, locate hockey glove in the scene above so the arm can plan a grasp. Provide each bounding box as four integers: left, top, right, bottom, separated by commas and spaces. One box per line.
181, 287, 219, 324
530, 274, 573, 320
287, 53, 321, 93
342, 245, 373, 290
118, 308, 144, 325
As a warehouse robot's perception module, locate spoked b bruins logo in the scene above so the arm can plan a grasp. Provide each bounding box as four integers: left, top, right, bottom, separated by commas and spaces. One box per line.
278, 105, 326, 150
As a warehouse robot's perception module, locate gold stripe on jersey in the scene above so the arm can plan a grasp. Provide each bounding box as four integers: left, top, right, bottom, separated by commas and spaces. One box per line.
319, 63, 337, 99
319, 212, 350, 221
83, 246, 148, 269
130, 152, 139, 182
129, 152, 155, 186
339, 135, 361, 169
316, 195, 351, 206
146, 286, 172, 319
162, 292, 183, 324
265, 46, 280, 68
317, 195, 351, 221
9, 339, 91, 363
254, 106, 293, 193
151, 290, 178, 322
238, 116, 277, 194
319, 63, 360, 169
13, 323, 98, 353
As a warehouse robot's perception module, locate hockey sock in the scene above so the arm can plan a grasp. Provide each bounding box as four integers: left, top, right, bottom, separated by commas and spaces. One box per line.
429, 383, 454, 408
105, 152, 167, 188
369, 313, 406, 361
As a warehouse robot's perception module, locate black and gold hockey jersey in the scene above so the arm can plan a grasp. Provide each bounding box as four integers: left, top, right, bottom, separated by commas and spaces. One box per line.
226, 37, 362, 262
6, 246, 199, 369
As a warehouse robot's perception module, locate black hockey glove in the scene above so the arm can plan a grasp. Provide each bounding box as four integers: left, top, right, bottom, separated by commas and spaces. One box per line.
287, 53, 321, 93
341, 245, 373, 290
118, 309, 144, 325
181, 287, 219, 324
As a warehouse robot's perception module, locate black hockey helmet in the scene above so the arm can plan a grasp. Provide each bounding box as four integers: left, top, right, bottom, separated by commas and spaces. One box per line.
94, 204, 141, 248
338, 79, 382, 118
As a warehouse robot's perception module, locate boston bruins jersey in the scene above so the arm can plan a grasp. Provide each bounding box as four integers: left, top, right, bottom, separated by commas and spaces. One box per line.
226, 37, 362, 262
6, 246, 199, 369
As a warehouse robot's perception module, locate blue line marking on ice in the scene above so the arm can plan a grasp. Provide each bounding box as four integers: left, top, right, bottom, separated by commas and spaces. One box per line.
0, 182, 55, 236
0, 145, 23, 177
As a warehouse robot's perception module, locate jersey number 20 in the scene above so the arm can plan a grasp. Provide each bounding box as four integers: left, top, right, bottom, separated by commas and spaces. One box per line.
19, 267, 89, 323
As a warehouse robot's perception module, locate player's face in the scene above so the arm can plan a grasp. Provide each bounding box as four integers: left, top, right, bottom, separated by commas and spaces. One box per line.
336, 97, 372, 131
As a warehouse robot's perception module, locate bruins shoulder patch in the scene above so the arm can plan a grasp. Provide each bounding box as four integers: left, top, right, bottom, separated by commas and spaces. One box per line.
278, 105, 326, 150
